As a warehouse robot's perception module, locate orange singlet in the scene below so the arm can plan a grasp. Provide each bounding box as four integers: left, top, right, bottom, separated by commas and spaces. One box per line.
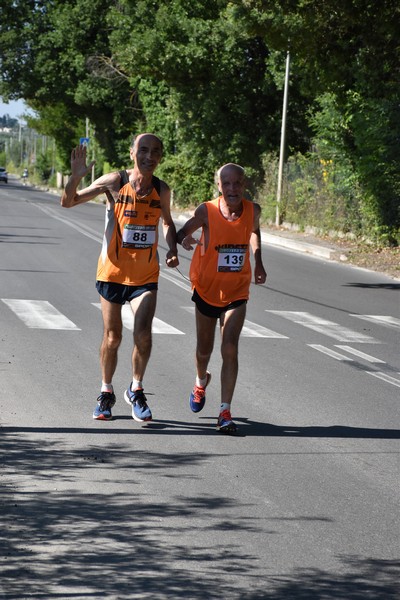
96, 172, 161, 286
190, 197, 254, 307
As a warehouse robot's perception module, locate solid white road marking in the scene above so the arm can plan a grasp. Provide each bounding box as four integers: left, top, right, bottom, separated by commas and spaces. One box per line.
159, 269, 192, 293
267, 311, 378, 343
308, 344, 354, 361
366, 372, 400, 388
241, 320, 289, 338
351, 315, 400, 330
334, 345, 386, 363
32, 203, 103, 243
92, 303, 185, 334
2, 299, 80, 330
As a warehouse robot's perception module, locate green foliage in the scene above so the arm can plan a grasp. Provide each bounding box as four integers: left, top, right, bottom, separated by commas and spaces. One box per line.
257, 150, 364, 236
35, 151, 52, 182
1, 0, 399, 243
310, 92, 400, 244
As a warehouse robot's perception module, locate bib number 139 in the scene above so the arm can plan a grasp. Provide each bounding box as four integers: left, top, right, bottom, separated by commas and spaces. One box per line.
217, 247, 246, 272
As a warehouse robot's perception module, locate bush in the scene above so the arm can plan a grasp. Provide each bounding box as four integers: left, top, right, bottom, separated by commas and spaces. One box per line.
257, 150, 364, 237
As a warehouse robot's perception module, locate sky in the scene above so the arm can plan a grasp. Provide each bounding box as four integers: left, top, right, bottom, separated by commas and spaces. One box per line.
0, 98, 33, 121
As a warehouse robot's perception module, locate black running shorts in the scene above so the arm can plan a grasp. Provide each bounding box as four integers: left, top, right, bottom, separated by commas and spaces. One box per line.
96, 281, 158, 305
191, 288, 247, 319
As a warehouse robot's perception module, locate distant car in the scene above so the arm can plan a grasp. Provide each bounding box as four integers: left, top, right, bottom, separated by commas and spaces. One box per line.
0, 167, 8, 183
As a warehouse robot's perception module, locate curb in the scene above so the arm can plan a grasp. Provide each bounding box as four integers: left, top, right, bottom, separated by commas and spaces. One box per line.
260, 231, 337, 260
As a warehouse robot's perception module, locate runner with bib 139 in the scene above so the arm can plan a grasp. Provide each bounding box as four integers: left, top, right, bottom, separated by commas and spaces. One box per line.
177, 163, 266, 435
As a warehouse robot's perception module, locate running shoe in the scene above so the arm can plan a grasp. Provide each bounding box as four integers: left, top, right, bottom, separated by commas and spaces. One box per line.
124, 387, 152, 422
217, 409, 238, 435
93, 391, 116, 420
189, 371, 211, 413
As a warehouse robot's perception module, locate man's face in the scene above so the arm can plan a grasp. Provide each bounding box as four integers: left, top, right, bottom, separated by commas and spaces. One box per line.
130, 135, 163, 174
218, 167, 245, 207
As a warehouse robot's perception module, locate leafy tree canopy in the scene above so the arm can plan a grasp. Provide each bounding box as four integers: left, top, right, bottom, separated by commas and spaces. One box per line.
1, 0, 399, 238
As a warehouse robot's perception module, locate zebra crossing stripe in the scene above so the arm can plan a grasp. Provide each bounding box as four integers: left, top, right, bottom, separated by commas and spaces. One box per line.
366, 372, 400, 388
308, 345, 354, 361
2, 299, 80, 330
182, 306, 287, 338
241, 320, 288, 338
267, 311, 378, 343
92, 303, 185, 334
351, 315, 400, 329
334, 345, 386, 363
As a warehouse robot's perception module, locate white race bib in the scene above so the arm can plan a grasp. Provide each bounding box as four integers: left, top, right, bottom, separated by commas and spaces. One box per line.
122, 224, 156, 249
217, 246, 247, 272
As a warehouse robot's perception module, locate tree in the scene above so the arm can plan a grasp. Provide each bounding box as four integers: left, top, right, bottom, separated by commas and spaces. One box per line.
238, 0, 400, 241
0, 0, 140, 170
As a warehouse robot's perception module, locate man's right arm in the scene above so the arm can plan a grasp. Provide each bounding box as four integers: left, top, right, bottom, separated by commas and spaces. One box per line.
176, 204, 207, 250
60, 176, 114, 208
60, 145, 117, 208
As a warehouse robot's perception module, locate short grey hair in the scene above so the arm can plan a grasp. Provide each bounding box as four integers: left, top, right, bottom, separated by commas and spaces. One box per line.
131, 133, 164, 153
215, 163, 245, 186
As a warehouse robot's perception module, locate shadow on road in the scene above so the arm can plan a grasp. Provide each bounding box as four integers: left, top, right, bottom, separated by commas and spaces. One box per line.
1, 428, 399, 598
2, 419, 400, 439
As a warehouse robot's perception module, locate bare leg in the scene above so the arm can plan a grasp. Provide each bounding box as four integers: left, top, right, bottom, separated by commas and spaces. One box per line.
129, 290, 157, 382
99, 297, 123, 384
194, 307, 217, 380
219, 303, 246, 406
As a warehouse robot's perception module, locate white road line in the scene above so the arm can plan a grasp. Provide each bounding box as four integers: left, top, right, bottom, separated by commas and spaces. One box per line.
334, 345, 386, 363
241, 320, 289, 338
182, 306, 287, 338
367, 372, 400, 388
308, 344, 354, 361
267, 310, 378, 343
92, 303, 184, 334
159, 269, 192, 292
2, 299, 80, 330
32, 203, 103, 243
351, 315, 400, 330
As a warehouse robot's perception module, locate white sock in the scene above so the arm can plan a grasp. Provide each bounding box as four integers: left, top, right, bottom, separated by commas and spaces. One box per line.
131, 379, 143, 391
101, 382, 113, 393
220, 403, 231, 413
196, 375, 208, 388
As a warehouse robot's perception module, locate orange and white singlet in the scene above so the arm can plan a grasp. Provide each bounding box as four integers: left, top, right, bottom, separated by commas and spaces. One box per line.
96, 172, 162, 285
189, 197, 254, 307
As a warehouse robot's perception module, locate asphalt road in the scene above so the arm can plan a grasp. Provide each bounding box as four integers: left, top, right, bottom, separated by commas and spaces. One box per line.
1, 179, 399, 599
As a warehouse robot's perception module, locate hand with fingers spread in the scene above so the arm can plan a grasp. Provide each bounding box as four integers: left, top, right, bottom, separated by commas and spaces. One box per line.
71, 145, 96, 180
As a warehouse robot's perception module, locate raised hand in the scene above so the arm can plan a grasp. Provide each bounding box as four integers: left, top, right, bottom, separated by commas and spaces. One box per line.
71, 145, 95, 179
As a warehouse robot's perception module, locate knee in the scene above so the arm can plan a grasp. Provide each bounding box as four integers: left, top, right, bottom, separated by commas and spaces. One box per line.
221, 340, 238, 362
196, 341, 213, 363
104, 330, 122, 350
135, 329, 152, 352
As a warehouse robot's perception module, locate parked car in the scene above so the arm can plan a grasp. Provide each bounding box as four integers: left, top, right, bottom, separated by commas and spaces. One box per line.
0, 167, 8, 183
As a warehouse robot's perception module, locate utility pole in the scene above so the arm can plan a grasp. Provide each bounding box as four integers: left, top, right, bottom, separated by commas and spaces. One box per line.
85, 117, 95, 183
276, 49, 290, 226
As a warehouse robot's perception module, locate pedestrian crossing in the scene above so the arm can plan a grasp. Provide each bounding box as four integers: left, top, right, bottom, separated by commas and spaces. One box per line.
1, 299, 397, 340
2, 298, 399, 387
266, 310, 378, 343
92, 303, 185, 334
1, 299, 80, 330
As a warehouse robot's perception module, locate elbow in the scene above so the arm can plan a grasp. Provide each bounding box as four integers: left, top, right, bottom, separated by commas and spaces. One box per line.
60, 195, 73, 208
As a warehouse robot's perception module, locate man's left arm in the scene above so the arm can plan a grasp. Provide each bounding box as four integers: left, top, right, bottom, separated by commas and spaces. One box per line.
160, 182, 179, 268
250, 204, 267, 285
